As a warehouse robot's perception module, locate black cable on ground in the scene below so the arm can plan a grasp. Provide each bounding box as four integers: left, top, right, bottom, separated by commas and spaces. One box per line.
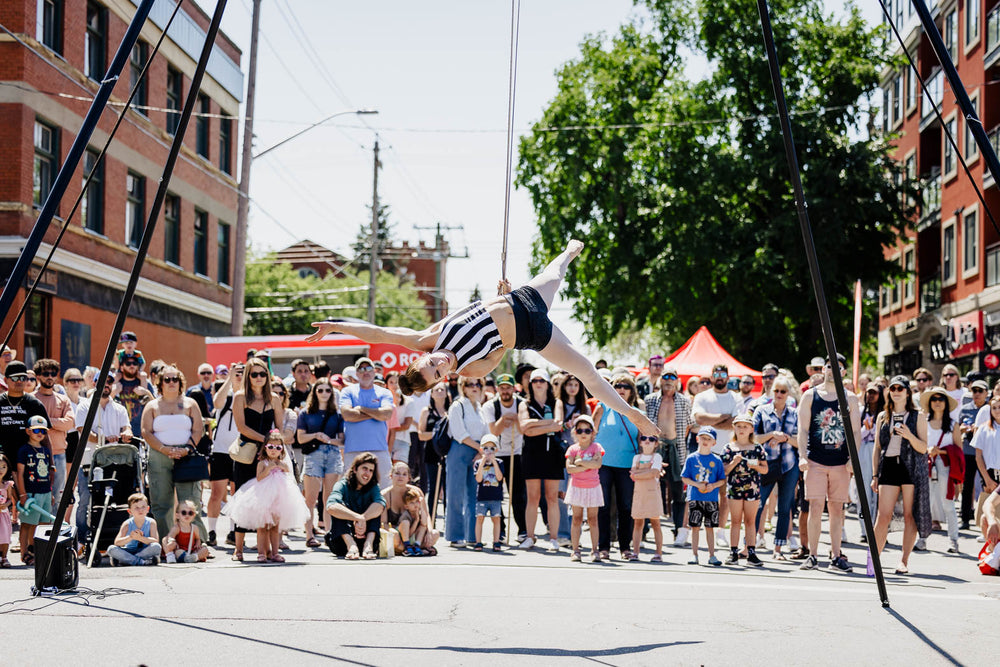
37, 0, 230, 593
755, 0, 890, 606
0, 0, 186, 354
875, 0, 1000, 240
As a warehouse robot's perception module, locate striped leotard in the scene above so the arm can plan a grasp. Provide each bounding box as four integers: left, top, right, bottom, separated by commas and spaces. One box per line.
433, 300, 504, 372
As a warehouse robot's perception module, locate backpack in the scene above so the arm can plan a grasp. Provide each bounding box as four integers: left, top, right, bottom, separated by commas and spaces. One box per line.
432, 401, 465, 458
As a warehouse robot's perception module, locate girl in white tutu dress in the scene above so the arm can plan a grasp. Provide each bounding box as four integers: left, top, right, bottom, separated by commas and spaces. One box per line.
224, 430, 309, 562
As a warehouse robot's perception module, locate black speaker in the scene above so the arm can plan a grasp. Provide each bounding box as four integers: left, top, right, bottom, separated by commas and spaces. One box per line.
33, 524, 79, 592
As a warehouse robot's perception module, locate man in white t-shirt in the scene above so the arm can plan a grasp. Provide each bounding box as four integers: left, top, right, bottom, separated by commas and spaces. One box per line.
481, 374, 526, 541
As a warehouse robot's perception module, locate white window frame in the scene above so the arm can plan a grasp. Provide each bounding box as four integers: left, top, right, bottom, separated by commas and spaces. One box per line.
903, 246, 916, 306
945, 8, 958, 62
943, 111, 959, 183
890, 251, 902, 309
965, 0, 981, 54
903, 148, 917, 207
905, 68, 917, 116
892, 74, 904, 129
943, 216, 958, 287
880, 284, 891, 315
965, 93, 980, 165
962, 203, 980, 279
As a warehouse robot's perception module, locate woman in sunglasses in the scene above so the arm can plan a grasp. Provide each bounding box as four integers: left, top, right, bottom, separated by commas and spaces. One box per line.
871, 376, 930, 575
141, 365, 207, 541
229, 358, 285, 561
592, 373, 646, 561
922, 386, 961, 554
517, 368, 565, 552
296, 378, 344, 547
445, 375, 489, 547
307, 240, 658, 438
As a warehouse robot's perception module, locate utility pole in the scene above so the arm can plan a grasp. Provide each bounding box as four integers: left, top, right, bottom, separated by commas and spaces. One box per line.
366, 138, 381, 323
414, 222, 467, 321
230, 0, 261, 335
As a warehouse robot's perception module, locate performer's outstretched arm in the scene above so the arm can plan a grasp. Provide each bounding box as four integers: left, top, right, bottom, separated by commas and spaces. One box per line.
307, 320, 438, 351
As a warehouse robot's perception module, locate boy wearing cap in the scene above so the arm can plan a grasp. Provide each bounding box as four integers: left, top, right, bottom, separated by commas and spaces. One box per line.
681, 427, 726, 565
473, 434, 505, 551
114, 331, 146, 374
16, 415, 54, 565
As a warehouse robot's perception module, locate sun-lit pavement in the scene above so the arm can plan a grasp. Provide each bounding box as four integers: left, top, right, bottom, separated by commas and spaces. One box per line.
1, 511, 994, 666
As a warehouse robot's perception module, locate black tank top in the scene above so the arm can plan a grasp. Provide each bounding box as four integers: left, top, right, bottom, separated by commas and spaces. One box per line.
806, 389, 849, 466
243, 406, 275, 443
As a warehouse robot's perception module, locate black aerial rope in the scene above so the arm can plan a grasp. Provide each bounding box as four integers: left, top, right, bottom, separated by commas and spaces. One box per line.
755, 0, 890, 606
0, 0, 157, 331
38, 0, 230, 593
876, 0, 1000, 239
0, 0, 186, 356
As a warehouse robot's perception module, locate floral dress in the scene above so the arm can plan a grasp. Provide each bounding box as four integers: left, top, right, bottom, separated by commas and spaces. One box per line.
720, 443, 767, 501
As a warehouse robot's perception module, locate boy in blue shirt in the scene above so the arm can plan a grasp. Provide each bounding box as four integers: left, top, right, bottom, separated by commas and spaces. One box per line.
681, 427, 727, 566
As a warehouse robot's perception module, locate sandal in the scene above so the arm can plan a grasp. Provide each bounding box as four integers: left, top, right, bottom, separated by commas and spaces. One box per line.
599, 550, 610, 561
473, 542, 484, 552
345, 546, 360, 560
620, 550, 632, 561
773, 552, 788, 561
650, 555, 663, 563
0, 557, 10, 568
268, 555, 286, 563
231, 552, 244, 562
627, 551, 639, 562
425, 546, 438, 556
257, 554, 268, 563
305, 537, 321, 548
570, 550, 582, 562
492, 542, 502, 552
790, 547, 811, 560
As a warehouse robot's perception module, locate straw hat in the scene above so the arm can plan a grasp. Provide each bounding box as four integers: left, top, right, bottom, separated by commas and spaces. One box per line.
919, 386, 958, 414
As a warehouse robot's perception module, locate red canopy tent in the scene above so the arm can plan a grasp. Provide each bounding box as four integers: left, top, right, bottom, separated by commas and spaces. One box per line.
664, 326, 763, 393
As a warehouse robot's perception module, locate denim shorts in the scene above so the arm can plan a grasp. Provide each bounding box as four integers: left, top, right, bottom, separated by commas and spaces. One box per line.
303, 444, 344, 478
475, 500, 502, 517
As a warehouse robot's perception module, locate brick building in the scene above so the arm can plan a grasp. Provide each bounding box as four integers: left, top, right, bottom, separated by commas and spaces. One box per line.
878, 0, 1000, 379
0, 0, 242, 377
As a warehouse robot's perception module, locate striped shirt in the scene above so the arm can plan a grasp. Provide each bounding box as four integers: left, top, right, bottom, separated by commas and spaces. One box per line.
433, 301, 504, 372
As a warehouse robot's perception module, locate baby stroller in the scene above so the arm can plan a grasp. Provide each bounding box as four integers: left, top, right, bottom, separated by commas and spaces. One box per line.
83, 440, 147, 567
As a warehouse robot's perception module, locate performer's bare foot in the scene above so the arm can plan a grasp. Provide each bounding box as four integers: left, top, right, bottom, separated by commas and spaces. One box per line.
630, 407, 660, 438
567, 239, 584, 260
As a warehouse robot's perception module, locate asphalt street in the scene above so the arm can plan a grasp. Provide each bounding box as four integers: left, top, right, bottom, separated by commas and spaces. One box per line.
1, 513, 995, 666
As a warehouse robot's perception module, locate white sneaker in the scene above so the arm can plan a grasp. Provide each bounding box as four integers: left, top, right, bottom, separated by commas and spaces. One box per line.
789, 536, 801, 551
977, 534, 987, 543
548, 538, 560, 552
716, 533, 729, 548
914, 538, 927, 551
165, 552, 177, 564
673, 528, 688, 547
756, 534, 766, 549
518, 537, 535, 550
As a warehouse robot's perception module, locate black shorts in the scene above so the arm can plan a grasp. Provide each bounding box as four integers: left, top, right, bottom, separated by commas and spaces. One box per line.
209, 452, 233, 481
688, 500, 719, 527
878, 455, 912, 487
521, 437, 565, 480
504, 286, 552, 350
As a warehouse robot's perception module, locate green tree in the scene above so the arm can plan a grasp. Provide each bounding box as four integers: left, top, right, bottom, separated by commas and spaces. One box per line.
353, 205, 403, 274
243, 251, 430, 335
517, 0, 914, 371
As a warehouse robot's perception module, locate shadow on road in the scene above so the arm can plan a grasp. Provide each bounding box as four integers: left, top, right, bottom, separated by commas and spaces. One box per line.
344, 641, 700, 660
885, 607, 965, 667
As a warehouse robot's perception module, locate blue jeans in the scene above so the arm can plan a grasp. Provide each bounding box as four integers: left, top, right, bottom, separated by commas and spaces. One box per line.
445, 441, 478, 542
52, 453, 67, 508
75, 465, 91, 541
756, 464, 800, 547
107, 542, 162, 565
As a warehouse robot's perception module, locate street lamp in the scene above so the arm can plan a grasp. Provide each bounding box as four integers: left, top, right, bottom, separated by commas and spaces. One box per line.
252, 108, 379, 160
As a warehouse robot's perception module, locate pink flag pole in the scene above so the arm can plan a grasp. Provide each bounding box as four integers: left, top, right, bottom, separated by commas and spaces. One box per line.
853, 280, 862, 388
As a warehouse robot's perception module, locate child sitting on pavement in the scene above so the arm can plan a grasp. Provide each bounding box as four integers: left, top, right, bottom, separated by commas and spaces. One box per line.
108, 493, 161, 566
681, 426, 727, 566
397, 488, 429, 556
162, 499, 209, 563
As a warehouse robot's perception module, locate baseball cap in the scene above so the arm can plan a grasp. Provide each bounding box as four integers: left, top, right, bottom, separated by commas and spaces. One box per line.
4, 361, 28, 379
888, 375, 910, 389
809, 357, 825, 368
119, 331, 137, 342
496, 373, 515, 386
343, 366, 358, 381
355, 357, 375, 370
480, 434, 500, 448
574, 414, 596, 428
970, 379, 990, 391
825, 353, 846, 366
733, 413, 753, 425
215, 364, 229, 374
26, 415, 48, 431
697, 426, 717, 440
662, 365, 678, 377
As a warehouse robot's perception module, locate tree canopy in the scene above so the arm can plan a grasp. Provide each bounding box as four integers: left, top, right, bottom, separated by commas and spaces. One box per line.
517, 0, 912, 371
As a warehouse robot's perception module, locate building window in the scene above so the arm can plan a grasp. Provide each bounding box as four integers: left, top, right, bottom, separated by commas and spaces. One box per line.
905, 69, 916, 113
987, 244, 1000, 287
84, 2, 106, 81
945, 9, 958, 61
904, 152, 917, 206
943, 220, 956, 285
963, 208, 979, 276
943, 116, 957, 179
126, 171, 145, 249
166, 67, 182, 135
22, 293, 50, 368
81, 148, 103, 234
36, 0, 62, 54
129, 41, 148, 115
966, 0, 980, 47
903, 247, 915, 305
965, 95, 980, 162
219, 115, 232, 174
196, 94, 210, 158
164, 194, 180, 265
217, 221, 230, 285
892, 74, 903, 126
194, 209, 208, 276
33, 119, 58, 207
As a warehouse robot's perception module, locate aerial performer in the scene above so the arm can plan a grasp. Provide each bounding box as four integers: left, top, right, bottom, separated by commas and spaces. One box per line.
306, 240, 659, 437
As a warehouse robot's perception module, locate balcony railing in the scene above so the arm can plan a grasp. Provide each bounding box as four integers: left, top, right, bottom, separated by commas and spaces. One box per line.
989, 5, 1000, 56
921, 70, 943, 121
921, 273, 942, 313
921, 173, 942, 218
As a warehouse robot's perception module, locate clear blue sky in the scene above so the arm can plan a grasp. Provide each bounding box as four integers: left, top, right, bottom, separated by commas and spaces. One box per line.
202, 0, 880, 356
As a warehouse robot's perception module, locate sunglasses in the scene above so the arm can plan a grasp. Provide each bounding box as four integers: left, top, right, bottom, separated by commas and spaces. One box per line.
574, 427, 593, 435
638, 435, 659, 442
122, 361, 138, 366
162, 377, 180, 383
772, 389, 788, 394
762, 374, 777, 380
711, 372, 728, 378
8, 375, 28, 382
265, 444, 283, 450
356, 365, 374, 372
316, 388, 332, 394
663, 374, 678, 381
698, 379, 711, 385
249, 371, 268, 379
481, 446, 497, 451
613, 383, 632, 390
929, 396, 945, 402
466, 382, 483, 388
29, 428, 46, 435
38, 371, 58, 378
740, 380, 754, 385
178, 510, 196, 516
66, 378, 84, 384
916, 377, 932, 382
942, 372, 958, 377
199, 371, 213, 375
973, 387, 987, 393
889, 385, 906, 392
530, 378, 548, 384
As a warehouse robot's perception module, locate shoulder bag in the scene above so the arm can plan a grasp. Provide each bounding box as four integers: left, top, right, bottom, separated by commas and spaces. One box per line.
173, 441, 210, 483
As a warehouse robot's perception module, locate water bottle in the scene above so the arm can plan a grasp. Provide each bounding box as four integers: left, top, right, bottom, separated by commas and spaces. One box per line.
92, 467, 104, 482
